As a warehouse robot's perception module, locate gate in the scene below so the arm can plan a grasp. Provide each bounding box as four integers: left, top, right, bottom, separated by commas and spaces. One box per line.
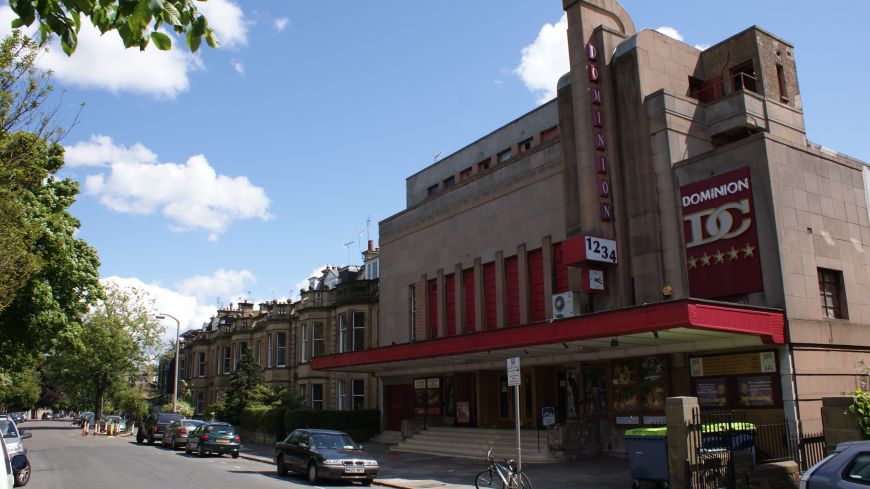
686, 409, 752, 489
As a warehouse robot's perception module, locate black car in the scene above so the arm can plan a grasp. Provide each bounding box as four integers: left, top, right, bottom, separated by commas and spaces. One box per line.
185, 422, 241, 458
137, 412, 184, 445
274, 429, 378, 485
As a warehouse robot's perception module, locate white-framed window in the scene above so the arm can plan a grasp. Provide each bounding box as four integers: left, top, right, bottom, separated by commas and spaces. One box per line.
352, 379, 365, 410
352, 312, 365, 352
311, 384, 323, 410
301, 323, 309, 363
197, 352, 206, 377
312, 322, 324, 358
276, 332, 287, 367
337, 380, 348, 410
267, 334, 273, 368
195, 392, 204, 415
409, 285, 416, 342
222, 346, 231, 374
366, 258, 379, 279
339, 313, 350, 353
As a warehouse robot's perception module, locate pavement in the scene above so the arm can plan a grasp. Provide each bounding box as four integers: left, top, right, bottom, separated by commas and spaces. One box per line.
238, 440, 634, 489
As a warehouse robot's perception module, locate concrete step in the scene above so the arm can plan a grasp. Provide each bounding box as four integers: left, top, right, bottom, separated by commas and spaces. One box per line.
393, 427, 556, 463
370, 430, 401, 445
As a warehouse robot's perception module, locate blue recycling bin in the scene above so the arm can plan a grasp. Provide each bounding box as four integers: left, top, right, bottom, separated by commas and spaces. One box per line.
700, 422, 756, 461
624, 427, 669, 488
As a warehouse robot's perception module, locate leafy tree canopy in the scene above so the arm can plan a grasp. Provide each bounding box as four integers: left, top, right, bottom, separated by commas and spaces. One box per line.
7, 0, 218, 55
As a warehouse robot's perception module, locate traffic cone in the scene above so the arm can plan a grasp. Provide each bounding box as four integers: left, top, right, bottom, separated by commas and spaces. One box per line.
82, 421, 88, 437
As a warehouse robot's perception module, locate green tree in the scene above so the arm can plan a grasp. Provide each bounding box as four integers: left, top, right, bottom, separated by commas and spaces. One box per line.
221, 350, 265, 423
6, 0, 218, 55
53, 284, 162, 421
0, 365, 40, 409
0, 31, 102, 377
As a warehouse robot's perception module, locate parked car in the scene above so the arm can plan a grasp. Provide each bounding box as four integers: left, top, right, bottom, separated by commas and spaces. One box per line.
274, 429, 378, 485
161, 419, 204, 449
137, 412, 184, 445
0, 419, 31, 487
800, 440, 870, 489
104, 416, 126, 433
185, 422, 241, 458
74, 412, 94, 427
1, 435, 15, 489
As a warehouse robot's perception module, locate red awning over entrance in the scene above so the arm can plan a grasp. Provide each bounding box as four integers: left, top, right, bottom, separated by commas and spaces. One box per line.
312, 299, 784, 374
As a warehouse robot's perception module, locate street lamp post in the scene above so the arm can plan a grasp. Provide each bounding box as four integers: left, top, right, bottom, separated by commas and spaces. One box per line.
157, 313, 181, 413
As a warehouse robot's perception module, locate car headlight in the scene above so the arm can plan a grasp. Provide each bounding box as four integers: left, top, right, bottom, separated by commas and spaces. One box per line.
363, 460, 378, 466
322, 459, 343, 466
7, 444, 24, 456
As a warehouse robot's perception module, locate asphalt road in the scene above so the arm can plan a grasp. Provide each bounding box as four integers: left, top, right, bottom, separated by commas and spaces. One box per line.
19, 420, 326, 489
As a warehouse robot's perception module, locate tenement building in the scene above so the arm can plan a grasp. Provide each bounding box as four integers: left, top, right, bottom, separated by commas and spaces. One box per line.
313, 0, 870, 456
180, 243, 380, 417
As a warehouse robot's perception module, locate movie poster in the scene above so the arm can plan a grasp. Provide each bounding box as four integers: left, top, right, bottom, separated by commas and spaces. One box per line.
695, 378, 728, 408
737, 376, 774, 407
583, 367, 606, 417
612, 360, 638, 385
641, 356, 666, 382
614, 389, 639, 413
642, 386, 666, 412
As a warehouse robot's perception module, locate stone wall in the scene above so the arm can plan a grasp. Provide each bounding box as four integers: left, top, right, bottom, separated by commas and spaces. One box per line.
821, 396, 864, 452
547, 419, 601, 459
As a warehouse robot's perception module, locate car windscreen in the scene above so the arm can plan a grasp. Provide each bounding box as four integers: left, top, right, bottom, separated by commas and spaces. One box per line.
206, 425, 235, 435
311, 433, 357, 450
0, 421, 18, 438
184, 421, 204, 428
157, 414, 184, 423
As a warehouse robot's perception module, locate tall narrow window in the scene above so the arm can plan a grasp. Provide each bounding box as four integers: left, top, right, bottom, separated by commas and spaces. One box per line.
337, 380, 348, 410
301, 323, 309, 363
311, 384, 323, 410
353, 312, 365, 351
276, 332, 287, 367
339, 313, 350, 353
197, 352, 205, 377
298, 384, 307, 405
255, 340, 261, 365
232, 342, 239, 371
312, 322, 324, 357
428, 278, 438, 339
818, 268, 847, 319
776, 64, 788, 101
196, 392, 204, 416
267, 334, 273, 368
222, 346, 231, 374
352, 379, 365, 410
409, 285, 417, 342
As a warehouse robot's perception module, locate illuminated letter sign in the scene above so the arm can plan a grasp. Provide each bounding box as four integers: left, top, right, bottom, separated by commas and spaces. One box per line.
679, 167, 762, 298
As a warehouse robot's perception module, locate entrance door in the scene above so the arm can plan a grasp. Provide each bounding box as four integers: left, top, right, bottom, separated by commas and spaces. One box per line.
384, 384, 415, 431
498, 372, 536, 428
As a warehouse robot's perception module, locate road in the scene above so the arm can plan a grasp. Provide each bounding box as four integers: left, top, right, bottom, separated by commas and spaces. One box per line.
20, 420, 320, 489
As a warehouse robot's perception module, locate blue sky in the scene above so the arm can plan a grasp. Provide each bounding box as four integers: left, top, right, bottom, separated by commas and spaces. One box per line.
2, 1, 867, 341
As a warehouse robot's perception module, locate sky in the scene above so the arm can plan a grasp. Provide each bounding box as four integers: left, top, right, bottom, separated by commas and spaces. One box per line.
2, 1, 867, 343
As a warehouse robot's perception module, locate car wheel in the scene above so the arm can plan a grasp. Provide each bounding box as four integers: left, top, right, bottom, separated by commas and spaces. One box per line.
276, 455, 288, 476
13, 461, 30, 487
171, 437, 178, 450
232, 452, 239, 459
198, 446, 205, 458
136, 432, 144, 444
362, 478, 373, 487
307, 462, 318, 484
185, 442, 192, 455
147, 434, 154, 445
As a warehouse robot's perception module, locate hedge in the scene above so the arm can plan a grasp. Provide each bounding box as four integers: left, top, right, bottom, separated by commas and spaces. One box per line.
240, 405, 285, 438
282, 409, 381, 441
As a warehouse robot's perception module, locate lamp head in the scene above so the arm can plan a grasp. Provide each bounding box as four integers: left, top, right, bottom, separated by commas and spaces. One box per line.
156, 315, 166, 320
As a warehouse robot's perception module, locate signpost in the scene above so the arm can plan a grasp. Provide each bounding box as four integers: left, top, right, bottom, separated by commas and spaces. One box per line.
506, 357, 522, 472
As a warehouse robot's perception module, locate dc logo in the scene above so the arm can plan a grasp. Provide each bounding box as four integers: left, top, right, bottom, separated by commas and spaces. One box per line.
683, 199, 752, 248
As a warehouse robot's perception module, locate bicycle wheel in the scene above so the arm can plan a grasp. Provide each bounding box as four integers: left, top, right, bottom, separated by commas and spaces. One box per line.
475, 470, 499, 489
508, 472, 532, 489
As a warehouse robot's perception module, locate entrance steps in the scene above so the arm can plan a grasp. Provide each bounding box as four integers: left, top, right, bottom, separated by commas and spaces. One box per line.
392, 426, 557, 463
370, 430, 402, 445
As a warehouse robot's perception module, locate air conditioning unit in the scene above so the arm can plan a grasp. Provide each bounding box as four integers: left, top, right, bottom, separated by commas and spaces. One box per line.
552, 292, 580, 319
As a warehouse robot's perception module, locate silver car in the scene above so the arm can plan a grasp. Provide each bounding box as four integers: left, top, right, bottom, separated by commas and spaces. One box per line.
800, 440, 870, 489
161, 419, 204, 449
0, 419, 31, 487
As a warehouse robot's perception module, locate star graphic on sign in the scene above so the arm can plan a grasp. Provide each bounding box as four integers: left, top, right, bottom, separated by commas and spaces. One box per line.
687, 255, 697, 269
700, 253, 711, 266
714, 250, 725, 264
742, 243, 756, 258
727, 246, 740, 261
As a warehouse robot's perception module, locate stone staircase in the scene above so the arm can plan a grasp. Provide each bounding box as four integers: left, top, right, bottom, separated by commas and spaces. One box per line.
392, 426, 557, 463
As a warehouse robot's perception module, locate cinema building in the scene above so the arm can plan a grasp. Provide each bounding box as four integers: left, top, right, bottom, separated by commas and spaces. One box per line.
313, 0, 870, 456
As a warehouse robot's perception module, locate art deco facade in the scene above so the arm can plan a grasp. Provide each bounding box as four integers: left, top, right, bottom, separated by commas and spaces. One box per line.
314, 0, 870, 454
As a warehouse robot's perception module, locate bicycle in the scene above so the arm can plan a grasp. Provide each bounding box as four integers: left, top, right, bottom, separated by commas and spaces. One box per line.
474, 447, 532, 489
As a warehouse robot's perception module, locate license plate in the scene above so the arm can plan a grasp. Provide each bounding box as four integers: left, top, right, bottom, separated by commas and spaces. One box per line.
216, 438, 229, 443
345, 467, 365, 474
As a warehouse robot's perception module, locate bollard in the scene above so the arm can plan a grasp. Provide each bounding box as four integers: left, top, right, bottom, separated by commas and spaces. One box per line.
82, 421, 88, 437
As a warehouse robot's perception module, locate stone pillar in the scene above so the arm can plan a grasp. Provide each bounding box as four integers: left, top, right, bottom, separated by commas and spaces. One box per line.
666, 396, 699, 489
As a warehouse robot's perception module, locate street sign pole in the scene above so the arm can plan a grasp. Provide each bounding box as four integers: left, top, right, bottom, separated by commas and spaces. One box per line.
506, 357, 522, 473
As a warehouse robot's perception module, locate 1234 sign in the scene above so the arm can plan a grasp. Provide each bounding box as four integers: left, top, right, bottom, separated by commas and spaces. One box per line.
584, 236, 617, 264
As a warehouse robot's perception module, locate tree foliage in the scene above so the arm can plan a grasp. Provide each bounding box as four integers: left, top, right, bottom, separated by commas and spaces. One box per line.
0, 31, 101, 379
52, 284, 162, 421
0, 365, 39, 409
7, 0, 218, 55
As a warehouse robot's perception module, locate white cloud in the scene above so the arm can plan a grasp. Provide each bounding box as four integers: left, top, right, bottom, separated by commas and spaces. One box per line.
232, 59, 245, 76
65, 135, 158, 168
515, 13, 569, 104
694, 44, 711, 51
102, 276, 216, 344
655, 26, 684, 42
72, 135, 272, 240
274, 17, 289, 32
175, 269, 256, 302
197, 0, 248, 48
